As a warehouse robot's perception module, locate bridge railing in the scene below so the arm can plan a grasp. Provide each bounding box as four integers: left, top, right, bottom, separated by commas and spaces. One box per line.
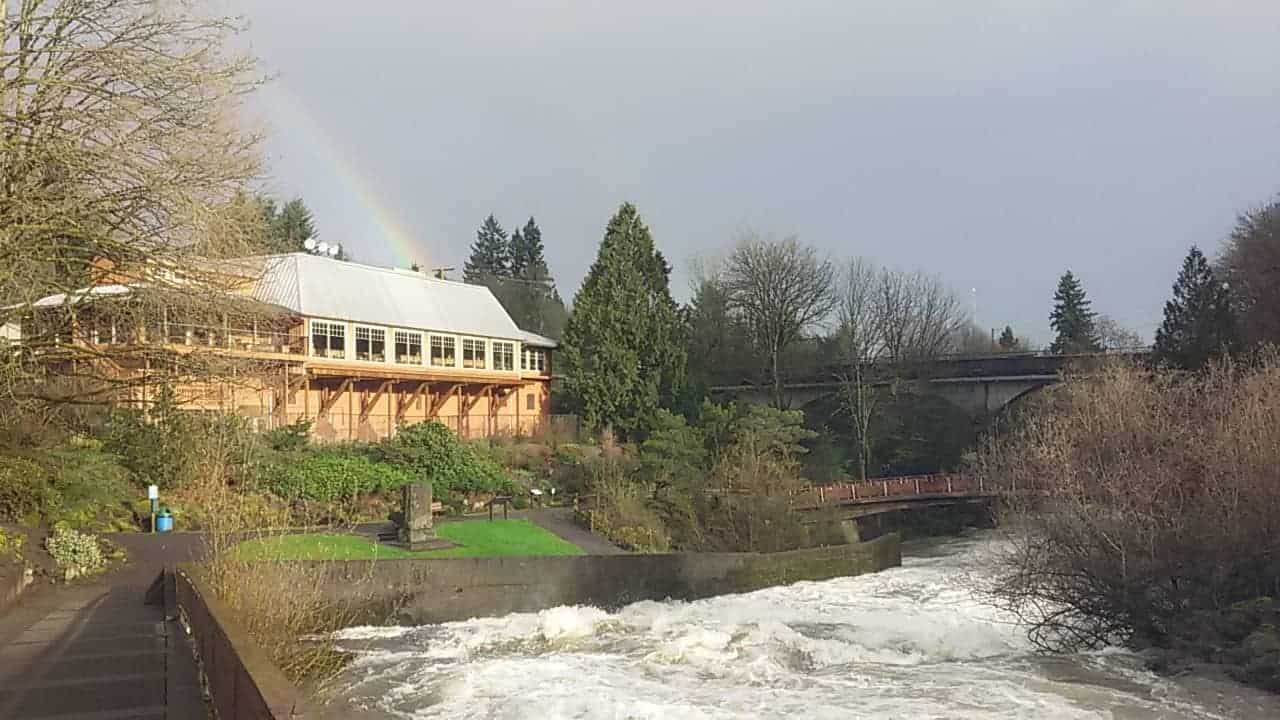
792, 473, 988, 509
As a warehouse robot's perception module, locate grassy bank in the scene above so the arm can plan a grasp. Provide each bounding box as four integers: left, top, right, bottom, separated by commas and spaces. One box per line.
236, 519, 583, 560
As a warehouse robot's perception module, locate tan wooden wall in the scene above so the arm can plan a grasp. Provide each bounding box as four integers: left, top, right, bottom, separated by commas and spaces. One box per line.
149, 374, 552, 442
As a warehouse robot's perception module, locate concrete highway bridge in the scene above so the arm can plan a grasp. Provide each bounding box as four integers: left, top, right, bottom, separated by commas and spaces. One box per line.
711, 350, 1149, 421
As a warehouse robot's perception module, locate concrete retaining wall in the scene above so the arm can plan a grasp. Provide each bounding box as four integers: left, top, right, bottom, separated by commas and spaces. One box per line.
0, 563, 33, 617
174, 567, 325, 719
318, 534, 901, 625
174, 536, 900, 718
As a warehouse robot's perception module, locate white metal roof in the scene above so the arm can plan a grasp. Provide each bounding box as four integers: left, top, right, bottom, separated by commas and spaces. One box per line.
518, 329, 559, 348
252, 254, 527, 341
28, 284, 132, 308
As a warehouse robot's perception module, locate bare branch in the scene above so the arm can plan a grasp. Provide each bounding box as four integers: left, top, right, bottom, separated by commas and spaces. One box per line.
721, 231, 837, 407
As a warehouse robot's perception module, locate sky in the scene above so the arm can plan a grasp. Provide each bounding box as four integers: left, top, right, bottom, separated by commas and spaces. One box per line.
227, 0, 1280, 345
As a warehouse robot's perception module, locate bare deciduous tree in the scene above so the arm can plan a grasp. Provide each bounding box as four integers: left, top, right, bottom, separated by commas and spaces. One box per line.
875, 269, 968, 361
722, 232, 837, 408
1094, 314, 1144, 351
0, 0, 270, 406
1219, 199, 1280, 348
836, 258, 882, 480
835, 261, 968, 479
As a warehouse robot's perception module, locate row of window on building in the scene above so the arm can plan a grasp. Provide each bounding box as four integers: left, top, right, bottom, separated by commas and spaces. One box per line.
310, 321, 547, 373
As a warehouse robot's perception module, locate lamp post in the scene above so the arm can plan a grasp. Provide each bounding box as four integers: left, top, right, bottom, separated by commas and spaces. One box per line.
148, 484, 159, 533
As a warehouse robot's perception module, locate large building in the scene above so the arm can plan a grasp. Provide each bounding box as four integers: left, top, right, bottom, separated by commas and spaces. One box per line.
21, 253, 557, 441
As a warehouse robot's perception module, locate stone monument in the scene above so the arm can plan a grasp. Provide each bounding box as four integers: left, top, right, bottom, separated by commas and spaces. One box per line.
397, 481, 451, 551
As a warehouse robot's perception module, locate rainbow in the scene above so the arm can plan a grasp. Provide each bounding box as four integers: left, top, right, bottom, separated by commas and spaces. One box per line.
258, 84, 430, 268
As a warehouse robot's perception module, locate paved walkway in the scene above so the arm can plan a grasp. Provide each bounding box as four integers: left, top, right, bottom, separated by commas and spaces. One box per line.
0, 510, 620, 718
0, 533, 207, 720
523, 507, 625, 555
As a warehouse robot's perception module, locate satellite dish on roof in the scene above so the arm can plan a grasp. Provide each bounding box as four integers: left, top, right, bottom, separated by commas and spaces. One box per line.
327, 244, 340, 257
302, 238, 317, 251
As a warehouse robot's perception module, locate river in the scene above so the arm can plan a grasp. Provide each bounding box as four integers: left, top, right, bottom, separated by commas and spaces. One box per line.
327, 533, 1280, 719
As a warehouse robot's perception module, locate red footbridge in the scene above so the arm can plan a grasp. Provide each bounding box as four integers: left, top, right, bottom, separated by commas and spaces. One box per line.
792, 473, 996, 518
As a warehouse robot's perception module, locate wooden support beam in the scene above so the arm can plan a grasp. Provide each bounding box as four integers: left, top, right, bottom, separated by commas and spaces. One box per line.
429, 382, 460, 418
457, 384, 466, 437
318, 378, 352, 417
396, 381, 429, 426
461, 384, 494, 440
462, 384, 492, 414
359, 380, 393, 422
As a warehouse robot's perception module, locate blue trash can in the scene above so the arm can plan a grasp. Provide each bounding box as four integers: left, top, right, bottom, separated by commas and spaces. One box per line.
156, 511, 174, 533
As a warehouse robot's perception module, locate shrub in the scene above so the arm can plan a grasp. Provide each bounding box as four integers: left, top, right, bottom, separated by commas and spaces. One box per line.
0, 528, 26, 562
0, 456, 61, 525
978, 357, 1280, 654
45, 525, 105, 580
44, 447, 138, 531
260, 452, 414, 502
262, 420, 312, 452
377, 421, 511, 497
101, 387, 260, 491
582, 455, 671, 552
691, 435, 808, 553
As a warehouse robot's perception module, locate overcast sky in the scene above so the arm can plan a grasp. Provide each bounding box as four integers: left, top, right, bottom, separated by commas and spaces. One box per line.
228, 1, 1280, 345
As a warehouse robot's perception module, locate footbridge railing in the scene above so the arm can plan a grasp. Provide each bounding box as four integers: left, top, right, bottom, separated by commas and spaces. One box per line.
791, 473, 992, 510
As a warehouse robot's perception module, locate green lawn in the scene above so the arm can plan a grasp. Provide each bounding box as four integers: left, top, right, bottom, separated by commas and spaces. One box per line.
235, 519, 583, 560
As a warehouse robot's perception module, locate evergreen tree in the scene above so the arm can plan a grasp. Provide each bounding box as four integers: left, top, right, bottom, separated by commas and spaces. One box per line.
998, 325, 1018, 351
463, 214, 511, 282
508, 227, 525, 276
560, 203, 686, 439
683, 275, 755, 409
271, 198, 317, 252
1153, 246, 1235, 369
509, 217, 546, 278
1049, 271, 1101, 354
488, 216, 567, 337
254, 194, 320, 254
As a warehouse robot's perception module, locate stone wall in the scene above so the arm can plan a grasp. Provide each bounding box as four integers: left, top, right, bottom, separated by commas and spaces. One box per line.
317, 534, 901, 625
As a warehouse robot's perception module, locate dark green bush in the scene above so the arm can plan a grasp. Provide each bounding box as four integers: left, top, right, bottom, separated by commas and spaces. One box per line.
375, 421, 511, 497
261, 452, 414, 502
0, 456, 61, 525
43, 447, 138, 531
262, 420, 312, 452
100, 386, 259, 490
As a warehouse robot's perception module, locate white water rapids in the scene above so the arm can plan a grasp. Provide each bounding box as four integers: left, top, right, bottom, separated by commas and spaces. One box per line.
326, 534, 1279, 719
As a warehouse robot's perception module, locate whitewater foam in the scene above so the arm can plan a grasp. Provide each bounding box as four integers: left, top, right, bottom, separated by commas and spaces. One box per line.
325, 534, 1270, 719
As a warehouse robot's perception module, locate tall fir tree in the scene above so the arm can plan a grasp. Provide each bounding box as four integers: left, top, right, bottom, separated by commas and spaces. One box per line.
560, 203, 686, 439
255, 195, 321, 254
1153, 246, 1235, 369
1049, 271, 1101, 354
271, 198, 317, 252
488, 216, 567, 337
463, 214, 511, 282
509, 217, 547, 278
508, 227, 526, 276
683, 275, 755, 407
